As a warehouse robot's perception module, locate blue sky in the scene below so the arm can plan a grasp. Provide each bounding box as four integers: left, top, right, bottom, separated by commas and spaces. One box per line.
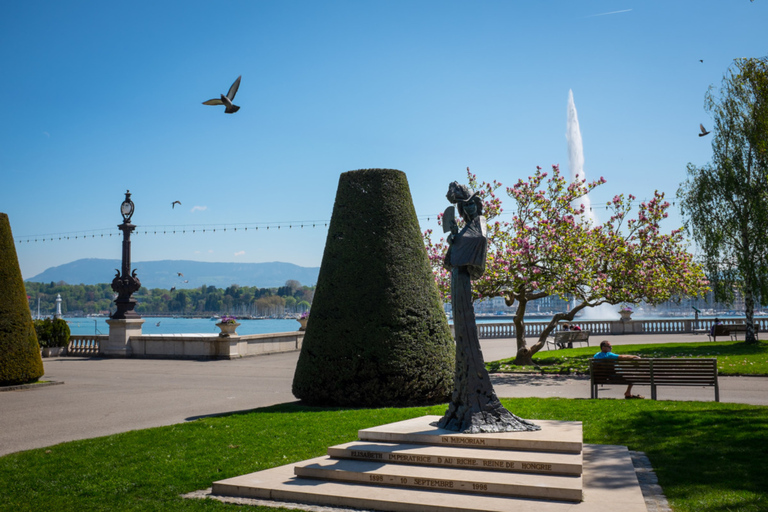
2, 1, 766, 282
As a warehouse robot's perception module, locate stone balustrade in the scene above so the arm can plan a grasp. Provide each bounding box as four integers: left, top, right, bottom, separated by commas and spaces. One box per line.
66, 331, 304, 359
476, 317, 766, 339
68, 335, 107, 356
66, 317, 764, 359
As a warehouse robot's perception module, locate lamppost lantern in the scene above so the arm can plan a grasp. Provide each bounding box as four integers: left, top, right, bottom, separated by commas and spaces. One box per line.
120, 190, 134, 223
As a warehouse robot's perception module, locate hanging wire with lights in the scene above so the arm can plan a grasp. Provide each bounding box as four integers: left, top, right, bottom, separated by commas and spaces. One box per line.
14, 200, 653, 245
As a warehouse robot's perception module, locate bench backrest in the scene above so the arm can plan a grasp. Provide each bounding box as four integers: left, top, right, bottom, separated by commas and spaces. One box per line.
590, 358, 718, 386
590, 358, 653, 384
712, 324, 729, 335
554, 331, 590, 342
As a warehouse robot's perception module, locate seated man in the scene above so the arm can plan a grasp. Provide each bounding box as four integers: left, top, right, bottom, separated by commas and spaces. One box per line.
594, 341, 643, 399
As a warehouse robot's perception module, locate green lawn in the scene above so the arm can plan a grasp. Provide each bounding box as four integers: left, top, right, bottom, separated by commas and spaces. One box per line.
487, 340, 768, 375
1, 400, 767, 512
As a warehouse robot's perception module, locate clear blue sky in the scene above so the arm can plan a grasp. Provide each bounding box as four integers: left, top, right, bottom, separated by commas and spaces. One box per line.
2, 1, 765, 281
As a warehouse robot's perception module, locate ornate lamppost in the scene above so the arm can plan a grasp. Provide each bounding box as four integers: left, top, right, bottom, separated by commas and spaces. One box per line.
103, 191, 145, 358
110, 190, 142, 319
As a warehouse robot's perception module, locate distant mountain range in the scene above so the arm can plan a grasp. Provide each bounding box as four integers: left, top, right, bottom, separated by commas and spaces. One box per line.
25, 259, 320, 290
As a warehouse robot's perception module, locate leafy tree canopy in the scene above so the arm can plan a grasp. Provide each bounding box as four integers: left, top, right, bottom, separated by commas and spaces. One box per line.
678, 56, 768, 343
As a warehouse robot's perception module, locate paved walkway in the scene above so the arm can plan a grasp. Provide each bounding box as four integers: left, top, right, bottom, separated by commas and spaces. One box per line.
1, 333, 766, 457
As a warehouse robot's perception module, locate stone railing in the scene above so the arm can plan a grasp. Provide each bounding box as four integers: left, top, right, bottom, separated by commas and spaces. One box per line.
66, 331, 304, 359
476, 317, 767, 339
68, 335, 107, 356
127, 331, 304, 359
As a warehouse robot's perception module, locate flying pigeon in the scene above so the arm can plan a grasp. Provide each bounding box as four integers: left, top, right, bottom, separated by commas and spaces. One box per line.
699, 124, 711, 137
202, 75, 242, 114
172, 200, 181, 208
177, 272, 184, 277
170, 286, 176, 292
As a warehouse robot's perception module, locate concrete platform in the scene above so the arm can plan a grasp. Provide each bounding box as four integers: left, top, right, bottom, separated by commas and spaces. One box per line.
359, 415, 583, 453
211, 444, 645, 512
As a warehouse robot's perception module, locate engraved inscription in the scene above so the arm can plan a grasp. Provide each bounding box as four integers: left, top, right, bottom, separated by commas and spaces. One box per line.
412, 478, 454, 488
521, 462, 552, 471
441, 436, 487, 446
352, 450, 383, 460
387, 453, 432, 463
457, 458, 478, 466
472, 483, 488, 491
369, 474, 384, 482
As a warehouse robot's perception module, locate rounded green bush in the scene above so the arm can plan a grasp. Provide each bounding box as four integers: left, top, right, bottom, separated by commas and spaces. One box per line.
292, 169, 454, 407
0, 213, 44, 385
33, 319, 53, 348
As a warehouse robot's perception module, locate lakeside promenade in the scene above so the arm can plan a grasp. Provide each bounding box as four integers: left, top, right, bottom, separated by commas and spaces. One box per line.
1, 332, 767, 457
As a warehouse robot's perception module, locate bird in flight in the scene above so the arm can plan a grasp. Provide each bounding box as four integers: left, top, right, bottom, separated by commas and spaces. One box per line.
699, 124, 711, 137
170, 286, 176, 292
172, 200, 181, 208
203, 75, 242, 114
177, 272, 184, 277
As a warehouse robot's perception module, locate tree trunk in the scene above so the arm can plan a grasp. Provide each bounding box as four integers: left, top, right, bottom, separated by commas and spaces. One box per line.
436, 267, 540, 433
745, 290, 758, 344
509, 301, 591, 366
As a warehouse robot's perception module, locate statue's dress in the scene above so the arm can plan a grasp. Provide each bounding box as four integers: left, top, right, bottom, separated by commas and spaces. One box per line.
437, 216, 540, 433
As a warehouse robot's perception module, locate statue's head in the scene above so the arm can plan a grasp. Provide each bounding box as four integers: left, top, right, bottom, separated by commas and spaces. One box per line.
446, 181, 483, 221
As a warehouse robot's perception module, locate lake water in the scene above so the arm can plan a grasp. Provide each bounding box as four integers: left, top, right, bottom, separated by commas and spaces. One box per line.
64, 317, 300, 336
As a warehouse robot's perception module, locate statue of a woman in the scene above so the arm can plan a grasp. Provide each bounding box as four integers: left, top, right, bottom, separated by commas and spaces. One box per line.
436, 182, 540, 433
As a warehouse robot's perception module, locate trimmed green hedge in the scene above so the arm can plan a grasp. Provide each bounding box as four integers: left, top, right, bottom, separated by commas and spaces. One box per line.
0, 213, 44, 385
292, 169, 454, 407
33, 318, 71, 348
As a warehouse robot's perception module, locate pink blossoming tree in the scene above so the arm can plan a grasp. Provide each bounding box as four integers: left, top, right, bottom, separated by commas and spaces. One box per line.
425, 167, 708, 365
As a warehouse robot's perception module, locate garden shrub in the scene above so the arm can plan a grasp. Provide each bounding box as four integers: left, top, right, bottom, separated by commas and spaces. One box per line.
292, 169, 454, 407
0, 213, 44, 385
33, 318, 70, 348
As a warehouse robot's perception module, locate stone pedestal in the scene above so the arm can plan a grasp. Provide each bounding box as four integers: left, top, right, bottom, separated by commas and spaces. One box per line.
104, 318, 145, 357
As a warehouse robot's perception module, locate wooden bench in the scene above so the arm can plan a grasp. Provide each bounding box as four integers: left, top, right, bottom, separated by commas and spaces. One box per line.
708, 324, 730, 341
708, 323, 758, 341
547, 330, 590, 350
590, 358, 719, 401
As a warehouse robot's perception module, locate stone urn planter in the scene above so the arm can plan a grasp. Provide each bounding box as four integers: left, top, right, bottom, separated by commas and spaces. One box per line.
215, 322, 241, 337
297, 317, 309, 331
619, 310, 633, 322
41, 346, 67, 357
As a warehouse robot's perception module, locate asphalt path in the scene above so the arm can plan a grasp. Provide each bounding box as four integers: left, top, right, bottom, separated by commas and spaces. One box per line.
1, 333, 766, 457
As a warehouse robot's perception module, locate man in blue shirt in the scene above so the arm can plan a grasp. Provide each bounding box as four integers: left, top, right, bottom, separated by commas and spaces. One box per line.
594, 340, 643, 399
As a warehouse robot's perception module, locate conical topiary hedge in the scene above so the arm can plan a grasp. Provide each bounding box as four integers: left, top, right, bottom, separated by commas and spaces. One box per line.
292, 169, 454, 407
0, 213, 44, 386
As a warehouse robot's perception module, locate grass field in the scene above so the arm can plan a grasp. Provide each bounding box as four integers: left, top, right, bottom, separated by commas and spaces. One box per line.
1, 399, 767, 512
486, 340, 768, 375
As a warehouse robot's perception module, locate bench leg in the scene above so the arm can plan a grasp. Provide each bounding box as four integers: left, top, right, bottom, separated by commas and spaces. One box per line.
715, 383, 720, 402
651, 385, 657, 400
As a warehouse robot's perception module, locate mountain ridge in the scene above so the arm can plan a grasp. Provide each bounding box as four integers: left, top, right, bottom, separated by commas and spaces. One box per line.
25, 258, 320, 290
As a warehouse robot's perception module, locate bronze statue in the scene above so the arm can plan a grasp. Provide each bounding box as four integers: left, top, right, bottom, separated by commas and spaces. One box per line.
436, 182, 540, 433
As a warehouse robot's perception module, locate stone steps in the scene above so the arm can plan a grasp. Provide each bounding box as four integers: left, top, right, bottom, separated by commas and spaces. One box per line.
294, 455, 583, 502
328, 440, 583, 475
211, 415, 648, 510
